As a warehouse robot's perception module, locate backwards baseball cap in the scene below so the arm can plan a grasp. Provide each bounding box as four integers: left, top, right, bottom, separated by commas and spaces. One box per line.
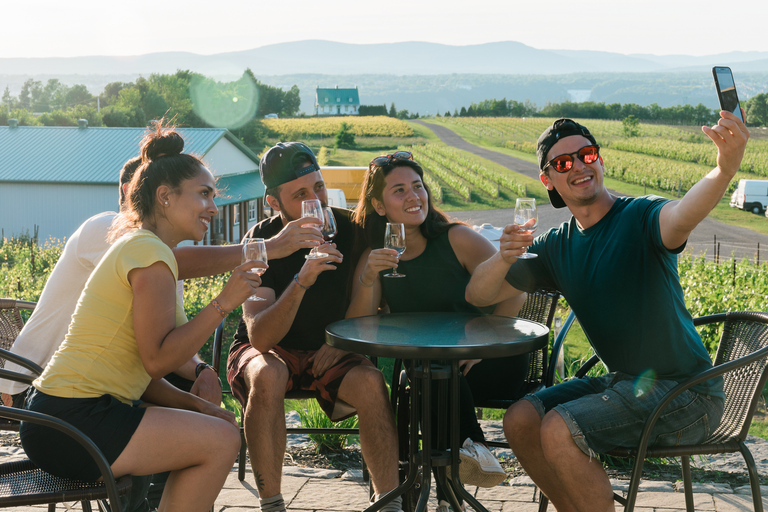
259, 142, 320, 189
536, 119, 598, 209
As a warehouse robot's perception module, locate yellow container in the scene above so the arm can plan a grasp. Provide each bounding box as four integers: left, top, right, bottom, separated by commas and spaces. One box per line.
320, 167, 366, 206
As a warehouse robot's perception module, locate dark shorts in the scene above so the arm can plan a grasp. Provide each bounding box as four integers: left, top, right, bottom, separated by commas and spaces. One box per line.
227, 342, 374, 421
20, 389, 146, 481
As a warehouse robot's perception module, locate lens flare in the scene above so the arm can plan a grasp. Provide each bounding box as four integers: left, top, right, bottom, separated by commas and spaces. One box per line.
633, 369, 657, 398
190, 72, 258, 129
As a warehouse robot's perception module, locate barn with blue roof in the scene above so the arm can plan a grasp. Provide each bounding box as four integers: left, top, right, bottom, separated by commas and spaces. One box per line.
0, 120, 265, 245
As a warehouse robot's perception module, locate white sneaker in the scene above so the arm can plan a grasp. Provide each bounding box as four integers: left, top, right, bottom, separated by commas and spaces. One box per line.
446, 438, 506, 488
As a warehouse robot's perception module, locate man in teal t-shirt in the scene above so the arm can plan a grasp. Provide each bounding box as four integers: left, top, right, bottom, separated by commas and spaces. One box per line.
466, 116, 749, 512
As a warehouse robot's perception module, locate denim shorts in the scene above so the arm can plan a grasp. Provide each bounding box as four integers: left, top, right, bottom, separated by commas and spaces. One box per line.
524, 372, 724, 458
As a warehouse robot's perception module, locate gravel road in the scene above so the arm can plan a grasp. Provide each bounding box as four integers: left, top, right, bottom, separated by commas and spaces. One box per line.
414, 120, 768, 263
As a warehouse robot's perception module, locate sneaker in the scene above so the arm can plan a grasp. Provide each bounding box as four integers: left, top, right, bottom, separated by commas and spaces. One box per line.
446, 438, 506, 488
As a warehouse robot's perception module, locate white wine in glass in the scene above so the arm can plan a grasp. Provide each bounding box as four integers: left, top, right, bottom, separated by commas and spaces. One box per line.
384, 222, 406, 278
242, 238, 268, 301
514, 198, 538, 259
301, 199, 328, 259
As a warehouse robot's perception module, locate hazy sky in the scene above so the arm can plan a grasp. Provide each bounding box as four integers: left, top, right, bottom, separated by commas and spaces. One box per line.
6, 0, 767, 59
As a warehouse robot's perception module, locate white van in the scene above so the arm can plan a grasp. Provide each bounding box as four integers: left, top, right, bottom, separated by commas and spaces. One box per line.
734, 179, 768, 215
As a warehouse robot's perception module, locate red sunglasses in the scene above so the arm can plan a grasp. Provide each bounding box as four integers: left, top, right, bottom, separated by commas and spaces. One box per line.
370, 151, 413, 168
543, 145, 601, 173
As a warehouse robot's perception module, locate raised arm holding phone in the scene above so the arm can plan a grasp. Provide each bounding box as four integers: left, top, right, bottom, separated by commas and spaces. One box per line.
466, 99, 749, 511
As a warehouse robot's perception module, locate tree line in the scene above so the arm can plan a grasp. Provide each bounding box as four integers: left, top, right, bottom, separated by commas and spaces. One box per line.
441, 96, 767, 126
0, 69, 301, 148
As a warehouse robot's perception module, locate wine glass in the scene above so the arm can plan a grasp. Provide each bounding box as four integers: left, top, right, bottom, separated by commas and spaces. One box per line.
321, 206, 338, 243
514, 198, 538, 259
384, 222, 406, 278
301, 199, 328, 259
242, 238, 268, 301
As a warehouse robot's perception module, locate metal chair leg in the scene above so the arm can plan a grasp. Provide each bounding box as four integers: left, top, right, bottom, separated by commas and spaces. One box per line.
681, 455, 694, 512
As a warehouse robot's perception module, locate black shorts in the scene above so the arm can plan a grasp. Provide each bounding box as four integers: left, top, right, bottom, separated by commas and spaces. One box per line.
20, 389, 146, 481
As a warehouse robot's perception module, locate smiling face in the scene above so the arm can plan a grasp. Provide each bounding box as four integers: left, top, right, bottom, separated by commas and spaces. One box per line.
163, 167, 219, 242
267, 169, 327, 223
372, 166, 429, 226
540, 135, 607, 208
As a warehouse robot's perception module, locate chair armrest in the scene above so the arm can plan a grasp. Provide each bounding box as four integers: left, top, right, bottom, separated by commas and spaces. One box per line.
545, 310, 577, 386
632, 313, 768, 464
0, 405, 123, 511
0, 347, 44, 380
212, 319, 226, 376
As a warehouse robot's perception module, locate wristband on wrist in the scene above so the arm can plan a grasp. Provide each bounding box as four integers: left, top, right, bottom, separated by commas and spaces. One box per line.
358, 274, 375, 288
210, 298, 228, 318
195, 362, 214, 378
294, 273, 311, 291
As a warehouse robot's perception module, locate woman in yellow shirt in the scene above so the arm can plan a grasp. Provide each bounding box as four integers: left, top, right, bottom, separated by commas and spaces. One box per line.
20, 122, 263, 512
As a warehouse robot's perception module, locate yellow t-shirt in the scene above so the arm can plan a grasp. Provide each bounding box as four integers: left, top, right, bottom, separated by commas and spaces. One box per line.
33, 229, 187, 404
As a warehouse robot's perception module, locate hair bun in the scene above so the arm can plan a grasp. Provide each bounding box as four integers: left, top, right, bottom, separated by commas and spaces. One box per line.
140, 120, 185, 162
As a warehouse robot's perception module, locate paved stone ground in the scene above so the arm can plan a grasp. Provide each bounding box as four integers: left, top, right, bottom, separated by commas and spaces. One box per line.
2, 414, 768, 511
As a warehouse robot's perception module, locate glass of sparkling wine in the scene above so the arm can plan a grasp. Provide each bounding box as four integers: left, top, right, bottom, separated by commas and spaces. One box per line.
242, 238, 268, 301
384, 222, 406, 278
514, 198, 538, 259
302, 199, 328, 259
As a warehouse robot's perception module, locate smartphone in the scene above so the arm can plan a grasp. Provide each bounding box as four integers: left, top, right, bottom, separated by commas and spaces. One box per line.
712, 66, 744, 122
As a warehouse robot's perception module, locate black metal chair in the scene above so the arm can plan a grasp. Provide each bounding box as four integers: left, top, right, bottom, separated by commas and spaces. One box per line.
539, 311, 768, 512
212, 320, 368, 482
0, 345, 132, 512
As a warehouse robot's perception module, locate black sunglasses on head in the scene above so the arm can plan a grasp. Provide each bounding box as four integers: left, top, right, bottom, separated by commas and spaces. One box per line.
543, 145, 600, 173
370, 151, 413, 168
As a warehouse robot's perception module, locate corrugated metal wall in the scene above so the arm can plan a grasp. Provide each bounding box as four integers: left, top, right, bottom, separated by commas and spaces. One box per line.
1, 183, 116, 243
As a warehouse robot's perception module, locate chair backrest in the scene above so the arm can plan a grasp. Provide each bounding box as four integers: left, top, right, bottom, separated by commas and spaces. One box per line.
0, 299, 36, 372
517, 288, 560, 387
700, 311, 768, 443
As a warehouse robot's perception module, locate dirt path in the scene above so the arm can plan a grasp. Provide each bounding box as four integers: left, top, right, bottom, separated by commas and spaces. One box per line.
414, 119, 768, 263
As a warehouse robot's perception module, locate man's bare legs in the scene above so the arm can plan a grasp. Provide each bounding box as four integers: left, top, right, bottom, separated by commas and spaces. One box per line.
504, 401, 615, 512
242, 354, 290, 499
337, 365, 400, 496
111, 407, 240, 512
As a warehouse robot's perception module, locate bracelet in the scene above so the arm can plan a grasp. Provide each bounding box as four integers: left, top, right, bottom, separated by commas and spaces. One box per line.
358, 274, 375, 288
210, 298, 228, 318
294, 273, 311, 291
195, 362, 214, 378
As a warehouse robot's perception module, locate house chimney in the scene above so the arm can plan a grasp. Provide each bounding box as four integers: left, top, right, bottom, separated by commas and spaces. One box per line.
8, 119, 18, 128
78, 119, 88, 129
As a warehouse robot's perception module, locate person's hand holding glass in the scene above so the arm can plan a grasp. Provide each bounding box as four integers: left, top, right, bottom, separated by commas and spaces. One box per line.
302, 199, 329, 259
242, 238, 268, 301
384, 222, 406, 277
514, 198, 538, 259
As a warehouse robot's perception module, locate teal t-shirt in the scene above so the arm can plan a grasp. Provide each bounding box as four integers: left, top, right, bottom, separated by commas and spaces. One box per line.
505, 195, 722, 398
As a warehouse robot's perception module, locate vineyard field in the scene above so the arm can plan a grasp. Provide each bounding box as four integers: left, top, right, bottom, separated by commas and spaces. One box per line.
436, 117, 768, 194
263, 116, 413, 138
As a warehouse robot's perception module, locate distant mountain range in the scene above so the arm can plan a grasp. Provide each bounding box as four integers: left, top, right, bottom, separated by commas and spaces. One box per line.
2, 40, 767, 115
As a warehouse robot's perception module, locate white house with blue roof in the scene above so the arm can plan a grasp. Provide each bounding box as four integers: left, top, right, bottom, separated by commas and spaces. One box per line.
0, 119, 265, 245
315, 86, 360, 116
